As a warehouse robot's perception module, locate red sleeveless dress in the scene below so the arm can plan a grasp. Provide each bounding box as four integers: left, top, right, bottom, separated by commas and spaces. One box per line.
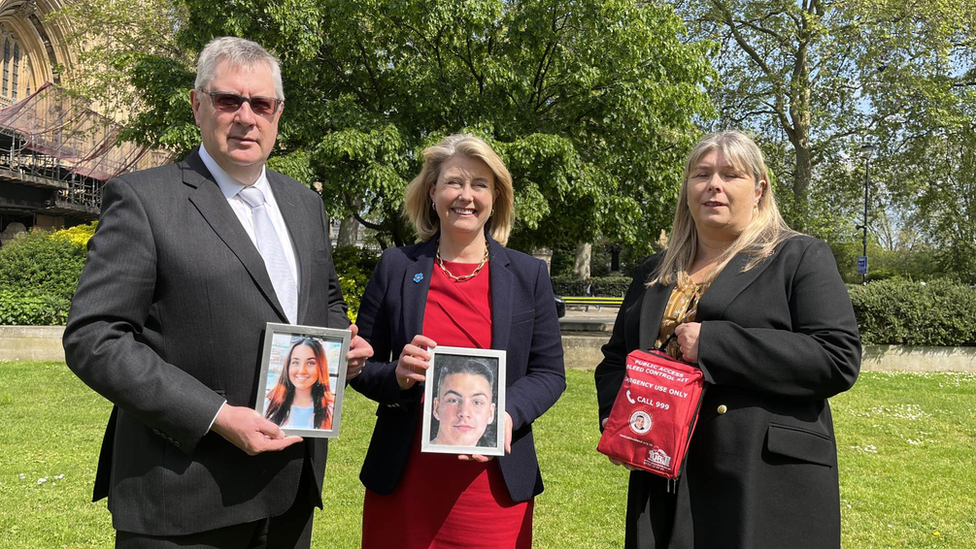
361, 260, 533, 548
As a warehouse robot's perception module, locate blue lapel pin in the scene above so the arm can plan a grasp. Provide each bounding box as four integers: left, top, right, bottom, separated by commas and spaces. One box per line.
413, 273, 424, 283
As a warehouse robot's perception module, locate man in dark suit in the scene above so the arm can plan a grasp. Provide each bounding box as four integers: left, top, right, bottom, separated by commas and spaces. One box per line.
63, 37, 371, 548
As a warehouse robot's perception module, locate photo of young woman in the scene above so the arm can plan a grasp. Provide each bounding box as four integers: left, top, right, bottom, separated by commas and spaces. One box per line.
264, 337, 335, 430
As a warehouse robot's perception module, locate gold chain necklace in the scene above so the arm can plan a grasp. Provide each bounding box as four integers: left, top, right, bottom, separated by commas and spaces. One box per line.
436, 241, 490, 282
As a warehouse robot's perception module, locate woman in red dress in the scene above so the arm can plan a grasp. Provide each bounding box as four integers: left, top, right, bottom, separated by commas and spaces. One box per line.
351, 134, 566, 548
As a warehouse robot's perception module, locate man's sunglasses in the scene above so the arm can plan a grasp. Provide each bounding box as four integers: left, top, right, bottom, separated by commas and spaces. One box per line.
198, 89, 283, 116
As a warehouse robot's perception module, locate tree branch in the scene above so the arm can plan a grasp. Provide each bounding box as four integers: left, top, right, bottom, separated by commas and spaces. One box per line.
352, 211, 384, 231
733, 17, 791, 49
709, 0, 795, 140
355, 39, 384, 112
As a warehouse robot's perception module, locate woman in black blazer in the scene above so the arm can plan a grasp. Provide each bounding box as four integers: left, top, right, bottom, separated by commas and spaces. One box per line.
351, 134, 566, 548
595, 131, 861, 548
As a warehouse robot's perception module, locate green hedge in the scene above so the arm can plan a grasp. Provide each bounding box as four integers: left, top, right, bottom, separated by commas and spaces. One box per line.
0, 230, 88, 300
5, 226, 976, 347
553, 275, 976, 346
551, 275, 632, 298
0, 291, 70, 325
848, 278, 976, 346
0, 228, 87, 326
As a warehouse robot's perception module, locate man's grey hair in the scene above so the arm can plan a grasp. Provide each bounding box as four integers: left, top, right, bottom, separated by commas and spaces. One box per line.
194, 37, 284, 100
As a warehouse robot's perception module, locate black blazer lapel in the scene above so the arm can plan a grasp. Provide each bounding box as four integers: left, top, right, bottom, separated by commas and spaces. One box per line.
269, 172, 314, 324
182, 150, 288, 323
697, 252, 776, 321
638, 279, 676, 351
403, 239, 436, 341
488, 239, 514, 351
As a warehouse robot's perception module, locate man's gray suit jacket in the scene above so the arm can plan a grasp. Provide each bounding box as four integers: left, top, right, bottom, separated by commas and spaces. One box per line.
63, 148, 348, 536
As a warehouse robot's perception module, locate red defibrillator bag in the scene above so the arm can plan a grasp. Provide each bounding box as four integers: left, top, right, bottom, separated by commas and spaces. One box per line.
597, 348, 706, 479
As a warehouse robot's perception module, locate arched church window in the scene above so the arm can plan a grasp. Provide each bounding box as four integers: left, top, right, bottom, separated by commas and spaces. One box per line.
12, 42, 18, 100
2, 37, 9, 97
0, 31, 30, 102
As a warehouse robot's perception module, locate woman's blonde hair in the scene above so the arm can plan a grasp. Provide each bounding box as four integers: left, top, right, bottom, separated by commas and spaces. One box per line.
650, 130, 799, 286
403, 134, 515, 245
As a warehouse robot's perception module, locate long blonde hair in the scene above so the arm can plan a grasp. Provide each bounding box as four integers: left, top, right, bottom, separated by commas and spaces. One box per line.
650, 131, 799, 286
403, 134, 515, 245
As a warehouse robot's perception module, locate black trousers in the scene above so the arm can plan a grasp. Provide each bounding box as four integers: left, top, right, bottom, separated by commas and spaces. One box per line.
116, 460, 317, 549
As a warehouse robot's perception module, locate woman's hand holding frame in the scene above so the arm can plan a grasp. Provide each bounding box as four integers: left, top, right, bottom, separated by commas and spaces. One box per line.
395, 334, 438, 390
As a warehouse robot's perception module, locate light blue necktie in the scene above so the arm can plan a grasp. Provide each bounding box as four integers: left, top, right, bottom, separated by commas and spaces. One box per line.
238, 186, 298, 324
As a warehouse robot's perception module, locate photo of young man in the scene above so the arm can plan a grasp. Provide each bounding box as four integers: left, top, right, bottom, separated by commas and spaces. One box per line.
430, 358, 497, 448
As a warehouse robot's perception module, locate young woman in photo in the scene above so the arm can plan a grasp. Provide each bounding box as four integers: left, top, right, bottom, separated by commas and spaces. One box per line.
265, 337, 335, 430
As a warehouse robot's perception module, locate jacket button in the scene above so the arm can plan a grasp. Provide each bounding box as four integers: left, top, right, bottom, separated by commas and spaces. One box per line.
717, 405, 728, 414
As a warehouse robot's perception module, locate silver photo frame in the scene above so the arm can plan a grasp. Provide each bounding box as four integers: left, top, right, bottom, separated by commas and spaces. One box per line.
253, 322, 351, 439
421, 346, 507, 456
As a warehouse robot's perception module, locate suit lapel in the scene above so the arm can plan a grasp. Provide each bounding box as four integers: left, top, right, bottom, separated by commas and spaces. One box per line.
269, 172, 314, 324
403, 239, 436, 340
182, 150, 288, 323
697, 251, 775, 321
488, 238, 514, 351
638, 278, 676, 351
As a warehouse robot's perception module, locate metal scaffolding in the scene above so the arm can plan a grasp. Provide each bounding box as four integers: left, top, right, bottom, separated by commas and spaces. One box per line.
0, 82, 171, 217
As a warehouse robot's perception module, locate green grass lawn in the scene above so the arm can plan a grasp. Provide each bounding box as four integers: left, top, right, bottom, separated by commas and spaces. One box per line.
1, 363, 973, 548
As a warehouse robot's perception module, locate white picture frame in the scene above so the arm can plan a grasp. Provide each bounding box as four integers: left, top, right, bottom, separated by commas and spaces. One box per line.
421, 346, 507, 456
253, 322, 351, 439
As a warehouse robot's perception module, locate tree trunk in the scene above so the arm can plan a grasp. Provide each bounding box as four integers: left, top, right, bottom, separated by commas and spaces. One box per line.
337, 213, 359, 248
390, 214, 407, 248
337, 195, 362, 248
791, 27, 812, 232
793, 141, 812, 231
573, 242, 591, 279
532, 248, 553, 274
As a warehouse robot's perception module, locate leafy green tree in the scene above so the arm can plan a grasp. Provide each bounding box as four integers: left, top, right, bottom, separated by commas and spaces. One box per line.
879, 122, 976, 281
49, 0, 191, 124
675, 0, 863, 229
675, 0, 975, 235
858, 0, 976, 280
59, 0, 714, 253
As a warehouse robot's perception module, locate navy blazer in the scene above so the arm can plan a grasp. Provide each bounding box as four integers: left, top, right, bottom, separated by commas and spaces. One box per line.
350, 236, 566, 502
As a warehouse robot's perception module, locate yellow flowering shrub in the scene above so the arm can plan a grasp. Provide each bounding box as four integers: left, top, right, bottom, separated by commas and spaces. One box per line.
52, 221, 98, 248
